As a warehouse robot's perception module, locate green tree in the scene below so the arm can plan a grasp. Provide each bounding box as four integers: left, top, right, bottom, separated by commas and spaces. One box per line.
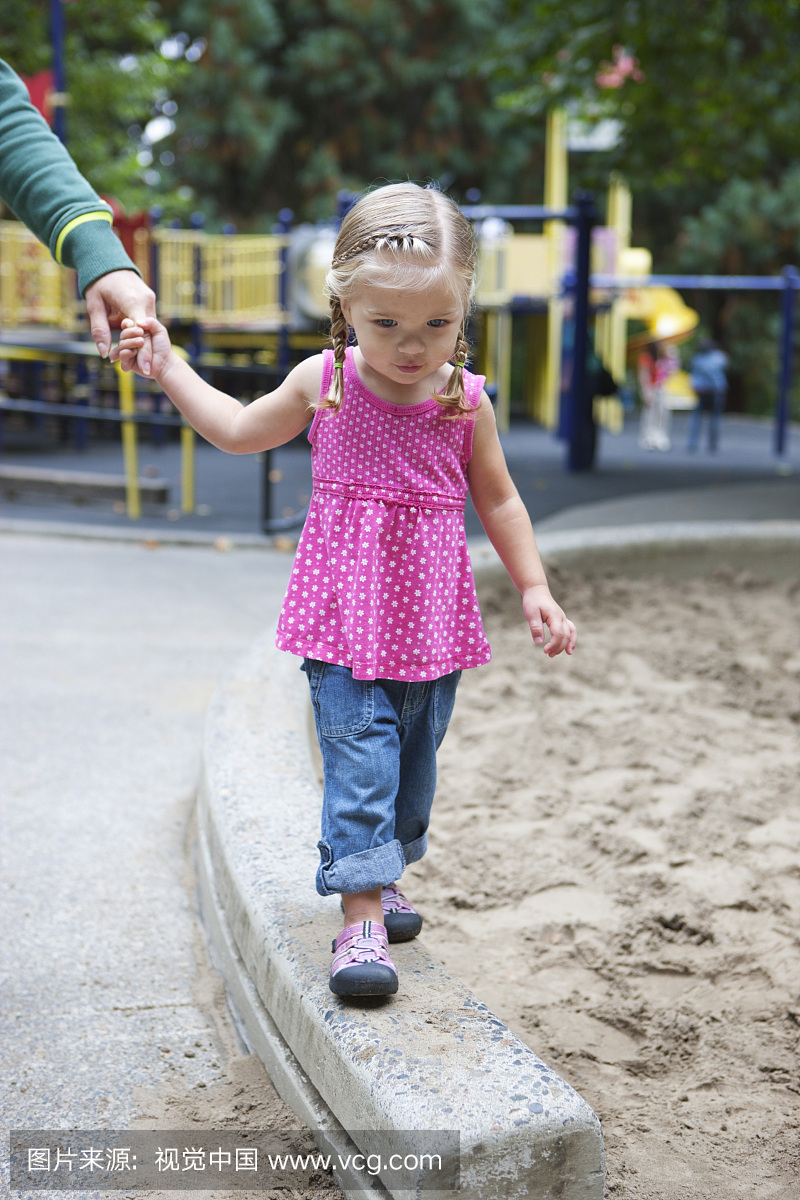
676, 170, 800, 414
160, 0, 543, 226
0, 1, 187, 213
489, 0, 800, 254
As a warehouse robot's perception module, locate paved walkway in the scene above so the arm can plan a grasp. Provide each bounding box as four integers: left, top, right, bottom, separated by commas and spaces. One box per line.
0, 535, 301, 1190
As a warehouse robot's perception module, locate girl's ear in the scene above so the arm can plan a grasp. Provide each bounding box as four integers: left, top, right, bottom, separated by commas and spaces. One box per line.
339, 298, 352, 326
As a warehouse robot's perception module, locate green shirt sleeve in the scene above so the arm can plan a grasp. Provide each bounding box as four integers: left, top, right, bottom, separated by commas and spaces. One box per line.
0, 58, 140, 295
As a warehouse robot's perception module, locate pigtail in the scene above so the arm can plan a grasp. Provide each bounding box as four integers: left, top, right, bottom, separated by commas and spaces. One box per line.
436, 323, 473, 417
321, 294, 349, 410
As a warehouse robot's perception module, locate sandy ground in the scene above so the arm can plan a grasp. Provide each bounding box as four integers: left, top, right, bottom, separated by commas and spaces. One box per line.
405, 565, 800, 1200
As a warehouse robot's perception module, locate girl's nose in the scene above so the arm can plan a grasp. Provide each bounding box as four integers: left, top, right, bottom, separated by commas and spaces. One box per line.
397, 332, 425, 353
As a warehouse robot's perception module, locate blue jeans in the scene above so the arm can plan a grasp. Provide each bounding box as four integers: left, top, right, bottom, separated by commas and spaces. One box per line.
302, 659, 461, 896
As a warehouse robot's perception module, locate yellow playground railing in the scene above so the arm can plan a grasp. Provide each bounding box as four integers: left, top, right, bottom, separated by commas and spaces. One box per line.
0, 221, 291, 330
152, 229, 289, 327
0, 220, 79, 328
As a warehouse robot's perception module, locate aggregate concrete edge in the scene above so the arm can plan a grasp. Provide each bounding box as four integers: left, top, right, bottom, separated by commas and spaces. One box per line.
0, 515, 276, 547
196, 627, 605, 1200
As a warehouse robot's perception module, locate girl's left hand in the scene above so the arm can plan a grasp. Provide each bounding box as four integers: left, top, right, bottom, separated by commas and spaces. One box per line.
522, 585, 577, 657
110, 316, 175, 382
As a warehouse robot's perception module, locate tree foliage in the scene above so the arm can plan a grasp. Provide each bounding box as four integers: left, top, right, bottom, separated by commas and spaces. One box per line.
490, 0, 800, 253
0, 1, 187, 213
676, 169, 800, 413
159, 0, 543, 226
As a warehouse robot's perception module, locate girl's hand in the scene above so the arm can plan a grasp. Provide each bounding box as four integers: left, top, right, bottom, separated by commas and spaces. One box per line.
110, 316, 176, 382
522, 584, 577, 657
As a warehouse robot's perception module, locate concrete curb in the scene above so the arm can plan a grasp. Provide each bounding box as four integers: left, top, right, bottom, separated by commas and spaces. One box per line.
0, 464, 170, 504
197, 631, 604, 1200
194, 819, 397, 1199
476, 516, 800, 558
195, 521, 800, 1200
0, 515, 278, 548
470, 520, 800, 584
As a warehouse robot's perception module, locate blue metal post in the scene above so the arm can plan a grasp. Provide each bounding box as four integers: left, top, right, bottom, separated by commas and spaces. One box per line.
148, 207, 162, 302
50, 0, 66, 144
189, 211, 204, 378
337, 190, 359, 224
567, 191, 597, 472
276, 208, 293, 381
775, 265, 798, 456
32, 362, 45, 437
260, 209, 294, 534
74, 355, 88, 449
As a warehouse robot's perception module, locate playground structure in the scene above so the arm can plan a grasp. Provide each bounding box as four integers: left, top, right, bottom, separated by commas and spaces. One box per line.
0, 122, 698, 438
1, 107, 797, 517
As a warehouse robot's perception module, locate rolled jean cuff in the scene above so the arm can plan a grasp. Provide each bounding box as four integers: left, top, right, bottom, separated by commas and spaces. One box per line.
401, 831, 427, 866
315, 838, 407, 897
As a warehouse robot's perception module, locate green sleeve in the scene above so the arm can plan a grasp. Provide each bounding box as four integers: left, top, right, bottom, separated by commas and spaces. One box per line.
0, 58, 140, 295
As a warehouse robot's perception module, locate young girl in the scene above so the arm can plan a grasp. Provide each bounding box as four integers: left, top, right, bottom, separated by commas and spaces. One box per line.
116, 182, 577, 999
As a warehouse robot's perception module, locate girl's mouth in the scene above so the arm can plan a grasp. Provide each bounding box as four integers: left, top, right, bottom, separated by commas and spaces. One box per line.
396, 364, 422, 374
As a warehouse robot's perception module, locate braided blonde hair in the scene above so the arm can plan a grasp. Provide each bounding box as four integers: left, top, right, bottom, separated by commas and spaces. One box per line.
322, 183, 477, 416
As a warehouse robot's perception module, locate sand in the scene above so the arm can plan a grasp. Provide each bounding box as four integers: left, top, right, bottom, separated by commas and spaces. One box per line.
404, 565, 800, 1200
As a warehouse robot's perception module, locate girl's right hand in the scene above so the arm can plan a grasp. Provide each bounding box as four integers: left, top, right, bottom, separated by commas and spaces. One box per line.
112, 316, 176, 382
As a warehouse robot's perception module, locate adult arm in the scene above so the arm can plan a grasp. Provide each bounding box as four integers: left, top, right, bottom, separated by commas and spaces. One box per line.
0, 59, 155, 364
0, 60, 138, 295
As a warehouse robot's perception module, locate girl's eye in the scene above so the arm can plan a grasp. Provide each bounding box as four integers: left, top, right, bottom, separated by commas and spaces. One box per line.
376, 319, 397, 328
427, 319, 448, 328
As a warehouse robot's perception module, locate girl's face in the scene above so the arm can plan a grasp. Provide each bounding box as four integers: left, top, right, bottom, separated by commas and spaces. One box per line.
341, 279, 462, 397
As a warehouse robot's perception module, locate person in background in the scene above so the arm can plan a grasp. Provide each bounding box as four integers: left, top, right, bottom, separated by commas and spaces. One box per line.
0, 59, 155, 373
637, 340, 676, 451
687, 337, 729, 452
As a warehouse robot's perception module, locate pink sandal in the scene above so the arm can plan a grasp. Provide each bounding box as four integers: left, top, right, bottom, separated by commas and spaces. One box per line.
381, 883, 423, 942
329, 920, 398, 997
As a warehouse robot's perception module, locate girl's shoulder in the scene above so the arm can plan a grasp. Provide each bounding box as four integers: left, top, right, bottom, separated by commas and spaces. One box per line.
288, 352, 327, 402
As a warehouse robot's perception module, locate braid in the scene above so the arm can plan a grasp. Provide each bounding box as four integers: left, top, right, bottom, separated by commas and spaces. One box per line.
333, 232, 433, 267
333, 234, 383, 265
436, 323, 473, 417
322, 294, 349, 410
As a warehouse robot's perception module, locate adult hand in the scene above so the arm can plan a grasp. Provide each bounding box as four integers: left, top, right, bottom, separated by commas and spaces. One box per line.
84, 270, 157, 375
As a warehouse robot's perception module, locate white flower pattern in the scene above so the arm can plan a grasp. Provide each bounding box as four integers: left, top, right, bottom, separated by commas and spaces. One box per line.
275, 348, 492, 681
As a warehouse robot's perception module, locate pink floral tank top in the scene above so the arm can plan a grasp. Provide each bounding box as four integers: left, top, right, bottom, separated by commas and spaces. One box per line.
275, 348, 492, 681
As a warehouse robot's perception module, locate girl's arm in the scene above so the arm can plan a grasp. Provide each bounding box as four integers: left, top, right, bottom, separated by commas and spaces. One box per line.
467, 393, 576, 657
115, 316, 320, 453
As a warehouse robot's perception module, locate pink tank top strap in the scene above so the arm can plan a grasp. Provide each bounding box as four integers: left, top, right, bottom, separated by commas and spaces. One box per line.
320, 347, 335, 396
461, 366, 486, 464
463, 367, 486, 409
308, 349, 336, 444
